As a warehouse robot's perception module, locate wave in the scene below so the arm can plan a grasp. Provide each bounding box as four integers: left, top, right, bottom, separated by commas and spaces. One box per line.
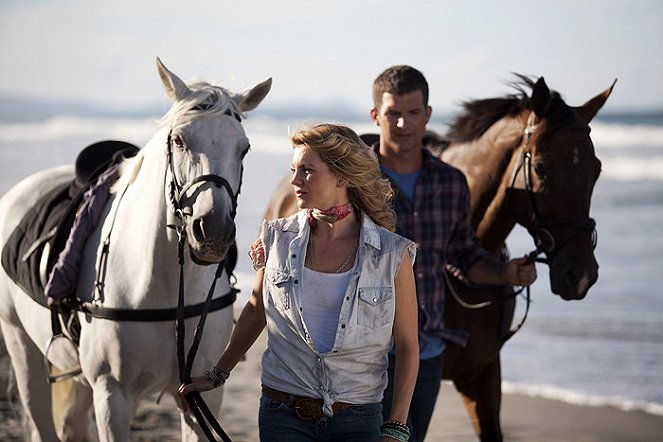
591, 122, 663, 149
502, 381, 663, 416
2, 117, 662, 183
1, 116, 661, 146
0, 116, 159, 145
601, 156, 663, 181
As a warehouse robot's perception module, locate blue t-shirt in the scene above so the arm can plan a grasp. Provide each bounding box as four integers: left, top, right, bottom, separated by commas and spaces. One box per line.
380, 165, 419, 201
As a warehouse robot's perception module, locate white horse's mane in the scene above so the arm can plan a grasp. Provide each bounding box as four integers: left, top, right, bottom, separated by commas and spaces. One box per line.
110, 81, 242, 194
110, 152, 144, 194
158, 81, 243, 129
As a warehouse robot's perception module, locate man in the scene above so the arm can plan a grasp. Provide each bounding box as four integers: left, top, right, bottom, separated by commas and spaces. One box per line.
370, 65, 537, 441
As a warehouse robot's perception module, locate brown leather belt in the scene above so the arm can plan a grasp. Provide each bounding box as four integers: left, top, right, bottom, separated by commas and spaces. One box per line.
261, 385, 353, 420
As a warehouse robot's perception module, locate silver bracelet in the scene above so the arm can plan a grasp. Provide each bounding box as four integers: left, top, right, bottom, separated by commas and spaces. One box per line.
205, 366, 230, 388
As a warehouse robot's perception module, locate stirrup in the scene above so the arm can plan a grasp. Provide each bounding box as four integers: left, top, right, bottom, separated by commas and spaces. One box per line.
44, 334, 82, 383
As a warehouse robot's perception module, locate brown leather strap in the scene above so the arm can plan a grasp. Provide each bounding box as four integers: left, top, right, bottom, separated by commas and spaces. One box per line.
261, 385, 352, 420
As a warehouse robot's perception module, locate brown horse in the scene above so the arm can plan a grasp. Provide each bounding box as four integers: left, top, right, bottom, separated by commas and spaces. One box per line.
263, 75, 615, 441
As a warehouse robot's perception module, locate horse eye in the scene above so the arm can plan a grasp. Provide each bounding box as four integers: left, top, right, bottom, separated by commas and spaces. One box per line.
533, 163, 547, 180
173, 135, 185, 148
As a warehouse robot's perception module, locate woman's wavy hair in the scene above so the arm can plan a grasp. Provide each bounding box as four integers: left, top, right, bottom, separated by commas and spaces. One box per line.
291, 123, 396, 231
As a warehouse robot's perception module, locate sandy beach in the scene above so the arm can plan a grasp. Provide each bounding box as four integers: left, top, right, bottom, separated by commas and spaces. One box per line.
2, 308, 663, 441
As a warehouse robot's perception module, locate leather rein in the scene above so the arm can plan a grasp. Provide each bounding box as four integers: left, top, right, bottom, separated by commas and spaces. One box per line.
165, 122, 240, 442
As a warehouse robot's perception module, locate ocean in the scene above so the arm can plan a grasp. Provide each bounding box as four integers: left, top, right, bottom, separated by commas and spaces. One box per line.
0, 108, 661, 417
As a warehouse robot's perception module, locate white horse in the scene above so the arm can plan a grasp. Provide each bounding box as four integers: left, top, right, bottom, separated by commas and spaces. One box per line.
0, 58, 271, 441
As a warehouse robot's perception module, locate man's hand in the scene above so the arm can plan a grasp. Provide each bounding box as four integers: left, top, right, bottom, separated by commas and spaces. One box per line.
503, 256, 537, 286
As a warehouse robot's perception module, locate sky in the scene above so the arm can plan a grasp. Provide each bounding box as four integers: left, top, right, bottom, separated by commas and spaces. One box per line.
1, 0, 662, 115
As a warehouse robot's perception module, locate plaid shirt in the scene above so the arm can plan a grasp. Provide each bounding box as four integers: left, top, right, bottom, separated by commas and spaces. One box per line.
376, 146, 490, 346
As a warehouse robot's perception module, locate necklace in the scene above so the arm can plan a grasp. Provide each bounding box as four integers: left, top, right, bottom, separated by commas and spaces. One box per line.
309, 236, 359, 273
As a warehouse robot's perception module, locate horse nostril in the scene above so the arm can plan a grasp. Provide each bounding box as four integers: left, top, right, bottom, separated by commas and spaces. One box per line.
562, 268, 578, 289
192, 218, 206, 242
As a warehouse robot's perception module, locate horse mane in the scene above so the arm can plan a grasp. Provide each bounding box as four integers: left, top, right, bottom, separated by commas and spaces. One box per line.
110, 152, 144, 194
158, 81, 242, 129
446, 74, 572, 143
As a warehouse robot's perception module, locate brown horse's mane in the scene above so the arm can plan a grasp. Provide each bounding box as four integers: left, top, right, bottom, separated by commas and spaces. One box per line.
446, 74, 575, 143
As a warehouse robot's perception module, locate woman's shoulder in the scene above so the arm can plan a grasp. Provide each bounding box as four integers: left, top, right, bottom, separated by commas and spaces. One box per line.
263, 211, 304, 232
260, 212, 305, 252
362, 215, 414, 250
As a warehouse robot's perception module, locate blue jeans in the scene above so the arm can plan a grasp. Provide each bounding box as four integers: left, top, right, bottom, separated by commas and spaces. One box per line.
258, 394, 383, 441
382, 353, 443, 442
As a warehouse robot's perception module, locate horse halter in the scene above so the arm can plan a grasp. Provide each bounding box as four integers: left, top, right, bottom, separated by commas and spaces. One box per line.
165, 125, 242, 223
509, 112, 597, 263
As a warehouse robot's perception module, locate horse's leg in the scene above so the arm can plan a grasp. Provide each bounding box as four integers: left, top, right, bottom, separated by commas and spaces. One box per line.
91, 379, 135, 442
453, 375, 482, 439
0, 320, 58, 441
474, 356, 503, 442
457, 389, 481, 437
455, 357, 504, 442
51, 376, 94, 442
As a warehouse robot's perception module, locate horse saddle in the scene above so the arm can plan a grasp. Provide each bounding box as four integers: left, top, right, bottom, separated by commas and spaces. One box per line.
1, 140, 140, 307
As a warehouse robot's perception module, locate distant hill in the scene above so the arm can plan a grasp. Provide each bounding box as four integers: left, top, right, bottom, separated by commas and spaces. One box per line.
0, 95, 162, 122
0, 95, 370, 123
0, 95, 659, 126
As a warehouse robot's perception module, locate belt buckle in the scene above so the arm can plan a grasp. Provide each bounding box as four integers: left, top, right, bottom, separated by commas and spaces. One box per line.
293, 397, 322, 420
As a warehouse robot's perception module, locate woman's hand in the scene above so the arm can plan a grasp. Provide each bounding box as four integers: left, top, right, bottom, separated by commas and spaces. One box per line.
248, 238, 265, 270
178, 376, 214, 413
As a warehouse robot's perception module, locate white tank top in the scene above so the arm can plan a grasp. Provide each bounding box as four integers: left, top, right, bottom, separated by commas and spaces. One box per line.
302, 267, 353, 354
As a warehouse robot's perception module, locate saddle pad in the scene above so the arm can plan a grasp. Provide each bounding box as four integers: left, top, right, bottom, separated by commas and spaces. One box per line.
1, 182, 80, 305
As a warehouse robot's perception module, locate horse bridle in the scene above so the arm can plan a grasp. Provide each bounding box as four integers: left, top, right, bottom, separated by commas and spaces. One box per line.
446, 112, 599, 341
509, 112, 598, 264
165, 114, 245, 442
166, 128, 242, 221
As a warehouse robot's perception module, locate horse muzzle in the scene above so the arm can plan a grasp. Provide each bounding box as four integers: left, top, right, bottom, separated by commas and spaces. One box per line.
187, 213, 236, 264
548, 250, 598, 300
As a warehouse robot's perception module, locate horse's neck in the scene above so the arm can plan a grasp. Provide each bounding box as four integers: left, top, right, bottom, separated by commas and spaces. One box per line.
444, 114, 526, 254
95, 137, 224, 305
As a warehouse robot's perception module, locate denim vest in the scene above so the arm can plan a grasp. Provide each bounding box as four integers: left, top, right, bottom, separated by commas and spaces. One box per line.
260, 210, 416, 416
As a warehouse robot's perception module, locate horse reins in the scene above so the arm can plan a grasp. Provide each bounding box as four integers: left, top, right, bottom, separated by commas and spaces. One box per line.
165, 124, 243, 442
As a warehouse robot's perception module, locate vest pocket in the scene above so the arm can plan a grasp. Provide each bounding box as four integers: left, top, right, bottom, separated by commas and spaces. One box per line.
265, 268, 291, 310
357, 287, 393, 328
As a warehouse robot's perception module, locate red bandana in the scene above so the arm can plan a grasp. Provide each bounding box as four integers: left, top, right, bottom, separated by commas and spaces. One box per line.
307, 202, 354, 227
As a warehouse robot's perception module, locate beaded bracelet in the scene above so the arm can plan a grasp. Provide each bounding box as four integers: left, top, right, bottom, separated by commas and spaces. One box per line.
204, 366, 230, 388
380, 420, 410, 442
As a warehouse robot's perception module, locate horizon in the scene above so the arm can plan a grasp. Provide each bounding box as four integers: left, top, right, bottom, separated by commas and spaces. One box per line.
1, 92, 662, 127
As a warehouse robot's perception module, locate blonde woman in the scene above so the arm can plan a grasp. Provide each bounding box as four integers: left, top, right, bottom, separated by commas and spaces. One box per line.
180, 123, 418, 441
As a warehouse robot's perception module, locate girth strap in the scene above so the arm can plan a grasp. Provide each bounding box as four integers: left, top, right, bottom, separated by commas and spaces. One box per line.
76, 288, 237, 321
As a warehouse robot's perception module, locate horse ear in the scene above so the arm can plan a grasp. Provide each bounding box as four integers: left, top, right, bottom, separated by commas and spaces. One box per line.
234, 78, 273, 112
156, 57, 191, 102
530, 77, 551, 118
576, 79, 617, 124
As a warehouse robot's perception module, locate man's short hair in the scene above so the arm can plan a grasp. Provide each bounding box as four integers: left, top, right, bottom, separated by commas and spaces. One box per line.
372, 65, 429, 109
